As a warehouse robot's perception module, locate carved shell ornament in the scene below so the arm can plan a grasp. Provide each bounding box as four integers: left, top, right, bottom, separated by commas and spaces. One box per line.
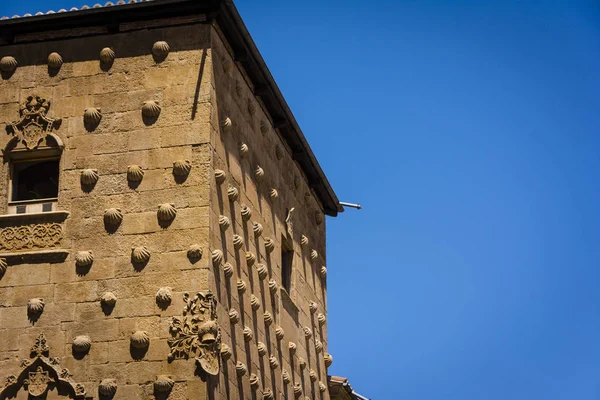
99, 47, 115, 64
156, 287, 173, 307
228, 186, 239, 202
324, 353, 333, 367
235, 80, 243, 96
320, 266, 327, 279
255, 166, 264, 181
222, 262, 234, 278
100, 292, 117, 307
239, 142, 249, 158
263, 311, 273, 326
233, 234, 244, 250
130, 331, 150, 349
275, 144, 284, 160
282, 370, 291, 384
269, 355, 279, 370
264, 238, 275, 253
172, 160, 192, 177
269, 189, 278, 200
98, 379, 117, 397
275, 326, 285, 341
315, 340, 323, 353
268, 279, 278, 294
152, 40, 170, 58
104, 208, 123, 226
260, 119, 270, 135
293, 383, 303, 397
80, 169, 99, 186
228, 309, 240, 324
257, 342, 267, 356
250, 374, 260, 390
319, 381, 327, 393
251, 295, 261, 310
310, 250, 319, 260
298, 357, 306, 370
310, 301, 318, 314
315, 212, 324, 226
0, 258, 7, 277
211, 249, 223, 266
154, 376, 174, 393
214, 169, 226, 185
131, 246, 151, 264
142, 100, 162, 118
236, 362, 247, 377
127, 165, 144, 182
247, 99, 256, 115
309, 369, 318, 382
219, 215, 231, 231
257, 264, 268, 280
263, 389, 274, 400
243, 326, 253, 342
84, 107, 102, 126
187, 244, 203, 261
301, 235, 309, 246
157, 203, 177, 221
288, 342, 297, 353
72, 335, 92, 354
47, 52, 63, 69
28, 298, 45, 315
221, 117, 232, 132
75, 251, 94, 268
222, 57, 232, 74
220, 344, 232, 360
318, 313, 326, 325
241, 205, 252, 220
252, 222, 263, 237
304, 326, 313, 339
237, 279, 247, 293
245, 252, 256, 267
0, 55, 17, 73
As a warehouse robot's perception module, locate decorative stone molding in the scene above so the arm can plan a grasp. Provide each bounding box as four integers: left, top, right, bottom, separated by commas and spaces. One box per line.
130, 331, 150, 349
245, 252, 256, 267
241, 205, 252, 220
98, 379, 117, 397
249, 374, 260, 390
319, 382, 327, 393
318, 313, 326, 325
263, 311, 273, 326
243, 326, 253, 342
310, 301, 318, 314
154, 376, 174, 393
268, 279, 278, 294
187, 244, 203, 261
75, 251, 94, 268
6, 95, 62, 150
72, 336, 92, 355
310, 250, 319, 260
127, 165, 144, 182
303, 327, 312, 339
0, 334, 86, 399
315, 340, 323, 353
80, 169, 99, 186
131, 246, 151, 264
228, 186, 239, 202
211, 249, 223, 267
285, 208, 295, 237
172, 160, 191, 177
47, 52, 63, 69
269, 189, 278, 200
251, 295, 261, 310
100, 292, 117, 308
269, 355, 279, 370
282, 370, 291, 385
320, 266, 327, 279
298, 358, 306, 370
237, 279, 247, 293
84, 107, 102, 127
255, 166, 264, 181
142, 100, 162, 118
257, 264, 268, 280
168, 292, 222, 376
157, 203, 177, 221
104, 208, 123, 227
99, 47, 115, 65
228, 309, 239, 324
309, 369, 317, 382
257, 342, 267, 357
301, 235, 309, 246
264, 238, 275, 253
156, 287, 173, 308
275, 326, 285, 341
0, 56, 17, 73
222, 262, 234, 278
215, 169, 226, 185
235, 362, 247, 377
219, 215, 231, 231
239, 142, 249, 158
252, 222, 263, 237
233, 234, 244, 250
152, 41, 170, 59
324, 353, 333, 367
220, 344, 232, 360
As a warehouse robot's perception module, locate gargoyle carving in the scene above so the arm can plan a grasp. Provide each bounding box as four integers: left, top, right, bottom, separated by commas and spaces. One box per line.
0, 333, 86, 399
6, 95, 62, 150
168, 291, 222, 376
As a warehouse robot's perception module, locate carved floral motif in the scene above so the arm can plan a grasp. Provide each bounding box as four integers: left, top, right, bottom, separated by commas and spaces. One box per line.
5, 95, 62, 150
0, 223, 62, 252
168, 291, 222, 376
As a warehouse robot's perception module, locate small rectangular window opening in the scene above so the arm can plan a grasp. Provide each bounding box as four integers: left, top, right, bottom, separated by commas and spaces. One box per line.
281, 237, 294, 294
11, 159, 59, 203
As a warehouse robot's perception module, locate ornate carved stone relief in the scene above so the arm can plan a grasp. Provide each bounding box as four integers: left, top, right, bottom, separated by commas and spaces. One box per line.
0, 334, 86, 399
168, 291, 222, 376
6, 95, 62, 150
0, 223, 62, 252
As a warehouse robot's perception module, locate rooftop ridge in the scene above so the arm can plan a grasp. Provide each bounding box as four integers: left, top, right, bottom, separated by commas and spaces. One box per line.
1, 0, 155, 20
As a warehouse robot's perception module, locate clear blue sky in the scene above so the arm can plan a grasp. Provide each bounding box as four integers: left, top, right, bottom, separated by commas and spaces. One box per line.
3, 1, 600, 399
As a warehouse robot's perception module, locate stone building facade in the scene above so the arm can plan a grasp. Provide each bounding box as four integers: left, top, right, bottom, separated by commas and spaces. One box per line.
0, 1, 342, 399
